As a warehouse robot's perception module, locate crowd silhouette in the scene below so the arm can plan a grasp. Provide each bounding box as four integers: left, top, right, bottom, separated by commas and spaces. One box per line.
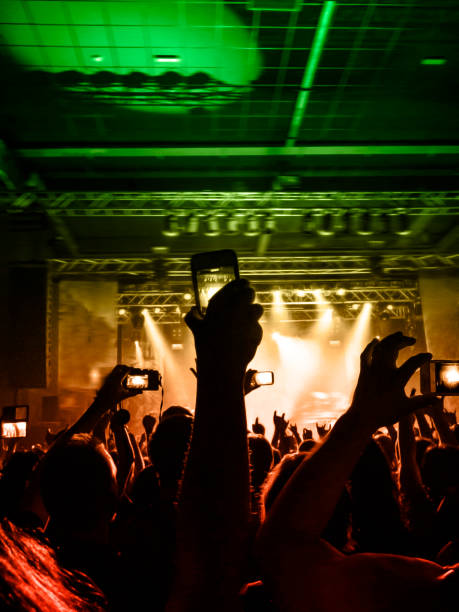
1, 279, 458, 611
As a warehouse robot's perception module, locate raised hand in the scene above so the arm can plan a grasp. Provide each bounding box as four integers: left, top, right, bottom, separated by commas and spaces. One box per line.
316, 422, 331, 439
185, 279, 263, 377
244, 369, 260, 395
252, 417, 265, 435
142, 414, 156, 436
96, 364, 143, 405
302, 427, 313, 440
349, 332, 434, 429
273, 411, 289, 434
289, 423, 301, 444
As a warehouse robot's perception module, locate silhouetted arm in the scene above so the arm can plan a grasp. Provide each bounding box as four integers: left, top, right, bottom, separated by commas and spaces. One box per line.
257, 334, 436, 612
167, 280, 262, 612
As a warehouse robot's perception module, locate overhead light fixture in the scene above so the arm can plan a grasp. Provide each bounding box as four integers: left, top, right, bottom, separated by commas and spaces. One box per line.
203, 216, 220, 237
91, 54, 104, 62
162, 216, 181, 237
421, 58, 446, 66
154, 54, 181, 63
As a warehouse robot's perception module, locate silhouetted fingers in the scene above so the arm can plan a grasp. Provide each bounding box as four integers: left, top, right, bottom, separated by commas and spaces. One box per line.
408, 393, 438, 412
360, 338, 379, 371
184, 307, 203, 333
398, 352, 432, 386
206, 278, 250, 314
372, 331, 416, 369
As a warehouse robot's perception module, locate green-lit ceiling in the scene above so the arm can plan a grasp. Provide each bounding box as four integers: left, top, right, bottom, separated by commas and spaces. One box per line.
0, 1, 458, 191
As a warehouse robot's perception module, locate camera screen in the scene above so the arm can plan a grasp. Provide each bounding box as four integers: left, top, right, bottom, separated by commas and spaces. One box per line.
436, 363, 459, 394
126, 374, 149, 389
197, 266, 236, 313
254, 371, 274, 386
1, 421, 27, 438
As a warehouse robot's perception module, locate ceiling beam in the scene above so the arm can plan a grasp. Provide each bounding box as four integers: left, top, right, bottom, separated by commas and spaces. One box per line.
286, 1, 336, 146
16, 145, 459, 159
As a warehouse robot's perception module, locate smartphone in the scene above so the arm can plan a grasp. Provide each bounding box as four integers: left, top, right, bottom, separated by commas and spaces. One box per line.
253, 371, 274, 386
420, 360, 459, 395
123, 369, 161, 391
191, 250, 239, 315
1, 405, 29, 438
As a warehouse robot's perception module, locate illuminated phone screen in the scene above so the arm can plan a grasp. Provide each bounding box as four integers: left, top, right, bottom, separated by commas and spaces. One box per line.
254, 371, 274, 385
126, 374, 149, 389
436, 363, 459, 394
2, 421, 27, 438
197, 266, 236, 313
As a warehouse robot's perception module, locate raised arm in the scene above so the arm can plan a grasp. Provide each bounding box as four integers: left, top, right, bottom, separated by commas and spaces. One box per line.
167, 280, 263, 612
258, 332, 434, 553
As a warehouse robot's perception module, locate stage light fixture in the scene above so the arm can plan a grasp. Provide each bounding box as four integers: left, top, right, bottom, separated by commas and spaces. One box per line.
336, 288, 346, 296
162, 216, 181, 237
387, 304, 394, 311
154, 307, 161, 314
296, 289, 306, 297
183, 293, 192, 301
118, 308, 127, 316
154, 54, 181, 63
351, 303, 360, 310
244, 216, 260, 237
172, 343, 184, 351
204, 216, 220, 237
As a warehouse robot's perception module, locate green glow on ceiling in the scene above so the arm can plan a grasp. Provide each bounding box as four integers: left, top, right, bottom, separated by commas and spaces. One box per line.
421, 58, 446, 66
0, 0, 263, 86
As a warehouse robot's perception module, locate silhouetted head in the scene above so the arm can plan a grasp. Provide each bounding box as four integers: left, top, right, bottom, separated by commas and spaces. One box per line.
263, 453, 306, 514
40, 434, 118, 533
0, 520, 106, 611
161, 405, 193, 421
248, 434, 273, 489
299, 439, 317, 452
148, 414, 193, 498
421, 445, 459, 501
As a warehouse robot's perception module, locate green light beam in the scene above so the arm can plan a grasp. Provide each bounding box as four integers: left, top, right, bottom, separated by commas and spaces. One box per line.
286, 1, 336, 146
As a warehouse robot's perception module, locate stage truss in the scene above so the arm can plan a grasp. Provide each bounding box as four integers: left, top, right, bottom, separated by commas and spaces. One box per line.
46, 255, 431, 324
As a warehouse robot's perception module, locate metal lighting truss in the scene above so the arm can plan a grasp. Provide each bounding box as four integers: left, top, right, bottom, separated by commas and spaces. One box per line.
117, 282, 419, 324
3, 190, 459, 216
50, 254, 459, 279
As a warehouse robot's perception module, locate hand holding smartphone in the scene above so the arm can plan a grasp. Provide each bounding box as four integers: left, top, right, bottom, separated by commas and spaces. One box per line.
1, 405, 29, 439
191, 249, 239, 315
